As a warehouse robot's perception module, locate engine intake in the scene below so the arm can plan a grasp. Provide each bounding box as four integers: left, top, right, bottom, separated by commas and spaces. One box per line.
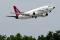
46, 13, 48, 16
32, 12, 37, 18
33, 12, 35, 15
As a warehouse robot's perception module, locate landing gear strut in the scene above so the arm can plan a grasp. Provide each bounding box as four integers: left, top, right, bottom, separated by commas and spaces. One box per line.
35, 16, 37, 19
16, 16, 18, 19
32, 16, 37, 19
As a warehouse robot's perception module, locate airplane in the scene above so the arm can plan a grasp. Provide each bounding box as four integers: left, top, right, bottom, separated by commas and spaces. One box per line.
7, 5, 55, 19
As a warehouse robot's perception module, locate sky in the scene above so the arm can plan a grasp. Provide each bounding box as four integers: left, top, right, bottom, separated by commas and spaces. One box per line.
0, 0, 60, 38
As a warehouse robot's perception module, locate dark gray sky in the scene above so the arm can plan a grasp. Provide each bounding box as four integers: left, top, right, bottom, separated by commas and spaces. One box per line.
0, 0, 60, 37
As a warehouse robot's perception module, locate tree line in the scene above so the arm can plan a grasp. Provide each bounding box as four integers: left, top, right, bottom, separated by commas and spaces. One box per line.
0, 30, 60, 40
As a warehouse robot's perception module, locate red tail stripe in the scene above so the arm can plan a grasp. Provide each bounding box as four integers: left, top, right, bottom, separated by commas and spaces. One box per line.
13, 6, 21, 16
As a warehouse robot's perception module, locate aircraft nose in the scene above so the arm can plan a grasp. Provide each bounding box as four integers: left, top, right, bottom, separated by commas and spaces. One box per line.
53, 6, 55, 9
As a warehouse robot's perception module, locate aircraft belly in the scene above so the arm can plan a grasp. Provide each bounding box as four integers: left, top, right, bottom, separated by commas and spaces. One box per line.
18, 16, 31, 19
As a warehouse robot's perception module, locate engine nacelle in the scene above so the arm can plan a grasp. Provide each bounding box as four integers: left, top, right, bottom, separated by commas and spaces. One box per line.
29, 12, 38, 16
32, 12, 37, 18
41, 13, 48, 17
33, 12, 35, 15
45, 13, 48, 16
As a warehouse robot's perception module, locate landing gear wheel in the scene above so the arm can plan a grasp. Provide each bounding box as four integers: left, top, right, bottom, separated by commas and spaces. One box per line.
35, 16, 37, 19
32, 16, 37, 19
16, 16, 18, 19
32, 16, 34, 18
49, 10, 51, 12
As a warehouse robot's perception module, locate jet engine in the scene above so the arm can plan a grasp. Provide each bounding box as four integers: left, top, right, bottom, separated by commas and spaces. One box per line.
33, 12, 35, 15
41, 13, 48, 17
32, 12, 37, 18
45, 13, 48, 16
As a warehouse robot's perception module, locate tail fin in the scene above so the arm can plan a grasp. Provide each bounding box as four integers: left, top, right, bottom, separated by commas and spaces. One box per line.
13, 5, 21, 16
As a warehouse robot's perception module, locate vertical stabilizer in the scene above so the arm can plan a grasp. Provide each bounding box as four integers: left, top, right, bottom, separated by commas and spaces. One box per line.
13, 6, 21, 16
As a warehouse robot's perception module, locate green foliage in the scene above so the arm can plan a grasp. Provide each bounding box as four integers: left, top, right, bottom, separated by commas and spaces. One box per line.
23, 35, 36, 40
0, 35, 6, 40
53, 31, 60, 40
10, 35, 15, 40
46, 31, 53, 40
7, 37, 10, 40
0, 30, 60, 40
15, 33, 22, 40
38, 35, 46, 40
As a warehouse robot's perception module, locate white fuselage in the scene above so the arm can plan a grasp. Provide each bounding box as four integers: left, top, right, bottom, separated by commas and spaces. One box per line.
18, 5, 55, 19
